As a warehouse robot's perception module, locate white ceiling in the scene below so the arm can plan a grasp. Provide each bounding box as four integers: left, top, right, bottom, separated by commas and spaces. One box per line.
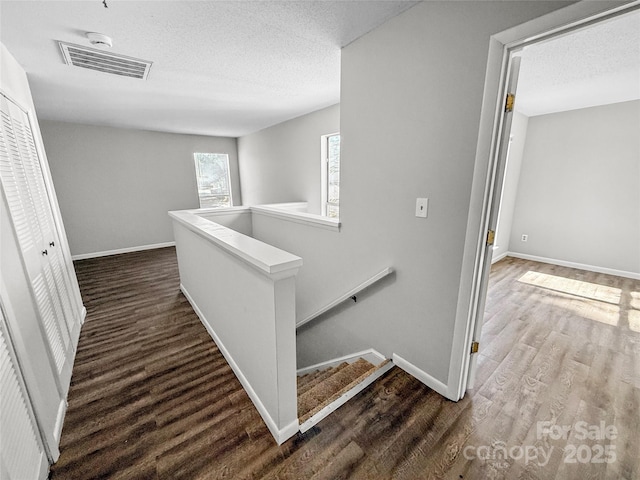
516, 10, 640, 117
3, 3, 637, 135
0, 0, 417, 137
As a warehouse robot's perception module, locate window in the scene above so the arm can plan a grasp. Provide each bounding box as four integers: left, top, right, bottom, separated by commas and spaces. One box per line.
193, 153, 232, 208
321, 133, 340, 218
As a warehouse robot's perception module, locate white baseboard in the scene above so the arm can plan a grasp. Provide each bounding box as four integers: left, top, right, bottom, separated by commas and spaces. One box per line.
506, 252, 640, 280
38, 452, 49, 480
51, 398, 67, 460
296, 348, 387, 376
180, 284, 298, 445
392, 353, 452, 401
491, 251, 509, 264
276, 419, 300, 445
71, 241, 176, 260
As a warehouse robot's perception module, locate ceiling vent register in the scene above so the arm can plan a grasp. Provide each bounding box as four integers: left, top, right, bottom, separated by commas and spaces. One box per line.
58, 42, 152, 80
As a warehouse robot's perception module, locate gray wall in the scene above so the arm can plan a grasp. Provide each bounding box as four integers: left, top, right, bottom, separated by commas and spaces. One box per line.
40, 121, 240, 257
509, 100, 640, 274
238, 104, 339, 214
494, 111, 529, 260
247, 1, 572, 382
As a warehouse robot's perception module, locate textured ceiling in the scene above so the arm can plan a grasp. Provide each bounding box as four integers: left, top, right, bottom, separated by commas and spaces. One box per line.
517, 10, 640, 117
3, 2, 637, 134
0, 0, 417, 137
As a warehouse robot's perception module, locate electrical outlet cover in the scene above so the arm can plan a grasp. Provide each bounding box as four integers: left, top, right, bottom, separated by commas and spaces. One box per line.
415, 198, 428, 218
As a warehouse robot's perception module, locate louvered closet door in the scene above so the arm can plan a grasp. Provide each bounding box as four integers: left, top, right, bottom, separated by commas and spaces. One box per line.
0, 95, 73, 389
0, 306, 48, 480
11, 99, 81, 343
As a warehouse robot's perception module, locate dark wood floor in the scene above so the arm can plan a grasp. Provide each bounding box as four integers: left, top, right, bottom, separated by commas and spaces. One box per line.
50, 249, 640, 479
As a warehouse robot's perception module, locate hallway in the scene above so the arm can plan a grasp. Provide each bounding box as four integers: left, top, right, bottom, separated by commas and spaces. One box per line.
50, 248, 639, 479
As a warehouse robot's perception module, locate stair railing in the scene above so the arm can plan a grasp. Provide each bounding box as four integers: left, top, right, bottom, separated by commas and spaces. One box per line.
295, 267, 394, 329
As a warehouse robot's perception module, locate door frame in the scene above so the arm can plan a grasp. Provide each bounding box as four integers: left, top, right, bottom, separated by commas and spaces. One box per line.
448, 0, 640, 401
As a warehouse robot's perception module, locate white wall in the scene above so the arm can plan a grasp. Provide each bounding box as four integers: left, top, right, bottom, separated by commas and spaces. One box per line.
493, 111, 529, 261
196, 208, 253, 237
241, 1, 573, 384
238, 104, 339, 214
172, 218, 298, 443
40, 121, 239, 257
509, 100, 640, 274
250, 212, 377, 342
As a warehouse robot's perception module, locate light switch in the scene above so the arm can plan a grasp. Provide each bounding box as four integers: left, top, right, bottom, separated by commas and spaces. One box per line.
415, 198, 428, 218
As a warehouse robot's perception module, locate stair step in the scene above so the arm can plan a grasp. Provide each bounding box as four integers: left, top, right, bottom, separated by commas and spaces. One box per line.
298, 358, 392, 425
296, 368, 321, 390
297, 362, 349, 397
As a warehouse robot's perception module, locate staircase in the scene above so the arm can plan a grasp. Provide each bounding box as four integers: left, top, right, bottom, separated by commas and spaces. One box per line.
297, 357, 394, 432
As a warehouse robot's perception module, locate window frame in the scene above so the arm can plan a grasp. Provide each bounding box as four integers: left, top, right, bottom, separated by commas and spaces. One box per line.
193, 152, 233, 209
320, 132, 340, 218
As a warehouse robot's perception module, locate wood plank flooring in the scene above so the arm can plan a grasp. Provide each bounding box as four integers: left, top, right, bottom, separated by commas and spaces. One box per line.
50, 249, 640, 479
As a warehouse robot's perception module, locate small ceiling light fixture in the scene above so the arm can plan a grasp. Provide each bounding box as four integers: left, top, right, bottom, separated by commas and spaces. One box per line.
86, 32, 112, 48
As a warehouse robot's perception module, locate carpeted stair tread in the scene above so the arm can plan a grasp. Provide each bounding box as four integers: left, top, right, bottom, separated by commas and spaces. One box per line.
296, 368, 330, 390
296, 369, 321, 390
297, 363, 348, 397
298, 358, 379, 423
297, 362, 350, 397
297, 370, 323, 392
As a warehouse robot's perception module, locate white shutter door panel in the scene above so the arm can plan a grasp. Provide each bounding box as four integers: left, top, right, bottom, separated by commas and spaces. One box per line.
0, 95, 73, 384
0, 100, 41, 256
50, 249, 75, 330
50, 247, 80, 340
42, 262, 71, 346
31, 273, 67, 372
42, 263, 70, 348
0, 308, 47, 480
0, 99, 43, 288
13, 103, 56, 247
8, 98, 80, 341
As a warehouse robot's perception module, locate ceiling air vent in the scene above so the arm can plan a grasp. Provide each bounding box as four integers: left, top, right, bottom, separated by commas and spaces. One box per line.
58, 42, 152, 80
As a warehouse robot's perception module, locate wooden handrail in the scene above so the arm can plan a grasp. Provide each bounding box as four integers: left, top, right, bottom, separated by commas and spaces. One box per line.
296, 267, 394, 329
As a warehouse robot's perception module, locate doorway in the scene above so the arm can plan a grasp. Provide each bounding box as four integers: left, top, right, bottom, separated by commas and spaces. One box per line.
452, 0, 640, 400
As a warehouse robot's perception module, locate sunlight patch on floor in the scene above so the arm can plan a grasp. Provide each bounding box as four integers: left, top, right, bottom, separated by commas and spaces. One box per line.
631, 291, 640, 310
518, 271, 622, 304
519, 271, 622, 326
629, 309, 640, 333
538, 293, 620, 326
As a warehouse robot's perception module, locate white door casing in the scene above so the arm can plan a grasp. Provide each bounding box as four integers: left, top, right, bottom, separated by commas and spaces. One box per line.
466, 53, 521, 391
451, 0, 640, 401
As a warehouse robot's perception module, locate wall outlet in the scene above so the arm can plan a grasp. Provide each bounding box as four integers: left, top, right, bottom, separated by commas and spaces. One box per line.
415, 198, 428, 218
521, 234, 528, 242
